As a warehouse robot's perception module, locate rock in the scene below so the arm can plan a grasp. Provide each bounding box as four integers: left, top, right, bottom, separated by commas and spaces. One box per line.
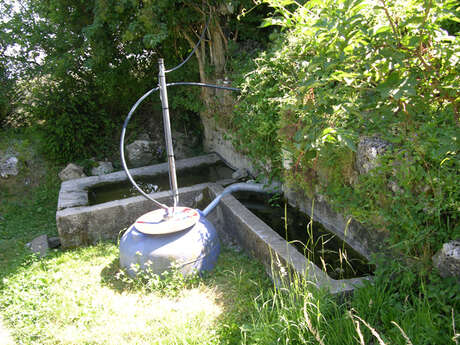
282, 149, 293, 170
194, 192, 204, 208
172, 139, 190, 160
59, 163, 87, 181
172, 130, 201, 160
356, 136, 390, 175
48, 236, 61, 249
126, 140, 155, 167
137, 132, 151, 141
433, 240, 460, 281
27, 234, 49, 257
388, 180, 403, 194
232, 168, 249, 180
91, 161, 114, 176
0, 156, 19, 178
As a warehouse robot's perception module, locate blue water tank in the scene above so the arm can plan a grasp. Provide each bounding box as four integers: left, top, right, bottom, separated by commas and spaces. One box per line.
119, 209, 220, 277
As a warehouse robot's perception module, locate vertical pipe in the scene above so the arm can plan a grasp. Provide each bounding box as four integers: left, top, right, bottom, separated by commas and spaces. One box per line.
158, 58, 179, 210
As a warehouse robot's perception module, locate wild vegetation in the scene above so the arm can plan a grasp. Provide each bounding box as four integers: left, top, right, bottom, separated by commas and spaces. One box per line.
230, 0, 459, 342
0, 0, 459, 344
0, 148, 458, 344
233, 0, 459, 256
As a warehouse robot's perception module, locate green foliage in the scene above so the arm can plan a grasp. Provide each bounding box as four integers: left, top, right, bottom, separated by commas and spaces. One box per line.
0, 61, 21, 128
351, 258, 460, 345
0, 127, 458, 345
0, 65, 12, 127
0, 134, 60, 280
233, 0, 460, 257
1, 0, 270, 162
30, 80, 118, 162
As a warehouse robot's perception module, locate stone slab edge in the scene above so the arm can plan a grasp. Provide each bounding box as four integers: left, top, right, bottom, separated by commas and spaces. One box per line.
284, 187, 386, 260
201, 120, 384, 260
202, 117, 256, 174
57, 153, 221, 210
56, 183, 211, 248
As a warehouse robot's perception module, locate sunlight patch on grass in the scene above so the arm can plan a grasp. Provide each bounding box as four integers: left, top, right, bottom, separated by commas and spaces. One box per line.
1, 243, 228, 345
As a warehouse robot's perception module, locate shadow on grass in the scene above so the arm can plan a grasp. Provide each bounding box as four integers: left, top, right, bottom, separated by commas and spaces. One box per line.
100, 257, 136, 293
0, 165, 61, 286
98, 245, 273, 342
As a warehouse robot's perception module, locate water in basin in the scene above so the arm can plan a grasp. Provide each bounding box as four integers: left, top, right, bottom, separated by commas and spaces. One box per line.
232, 191, 374, 280
89, 162, 234, 205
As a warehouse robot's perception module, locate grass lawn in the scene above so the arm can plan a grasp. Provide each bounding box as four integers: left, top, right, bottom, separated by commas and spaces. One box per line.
1, 243, 271, 345
0, 131, 273, 344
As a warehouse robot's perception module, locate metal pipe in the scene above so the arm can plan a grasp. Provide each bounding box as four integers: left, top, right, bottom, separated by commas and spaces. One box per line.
158, 58, 179, 210
202, 182, 280, 217
119, 80, 241, 211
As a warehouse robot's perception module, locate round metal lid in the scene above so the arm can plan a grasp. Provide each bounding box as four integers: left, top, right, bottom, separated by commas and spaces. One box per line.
134, 207, 200, 235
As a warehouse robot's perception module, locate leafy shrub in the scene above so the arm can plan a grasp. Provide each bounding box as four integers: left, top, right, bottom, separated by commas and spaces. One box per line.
0, 64, 16, 128
233, 0, 459, 257
29, 79, 117, 163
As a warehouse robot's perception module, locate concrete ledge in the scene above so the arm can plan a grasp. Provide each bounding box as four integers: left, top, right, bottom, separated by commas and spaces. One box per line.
201, 120, 386, 261
57, 180, 369, 294
57, 183, 211, 248
284, 187, 386, 260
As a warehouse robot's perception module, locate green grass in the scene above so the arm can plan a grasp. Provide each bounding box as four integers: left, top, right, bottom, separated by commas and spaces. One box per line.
0, 129, 274, 344
0, 129, 61, 281
241, 267, 460, 345
1, 127, 459, 345
0, 244, 271, 345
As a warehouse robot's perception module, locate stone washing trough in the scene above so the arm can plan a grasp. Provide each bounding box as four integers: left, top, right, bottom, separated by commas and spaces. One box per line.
56, 153, 369, 294
203, 184, 369, 294
56, 154, 234, 247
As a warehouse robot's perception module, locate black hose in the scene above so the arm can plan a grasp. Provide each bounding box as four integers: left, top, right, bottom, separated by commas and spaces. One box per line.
120, 86, 169, 210
165, 16, 211, 74
120, 82, 240, 208
167, 82, 240, 92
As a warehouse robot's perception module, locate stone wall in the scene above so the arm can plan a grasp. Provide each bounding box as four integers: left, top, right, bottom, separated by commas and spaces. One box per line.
201, 120, 386, 259
201, 115, 255, 174
57, 184, 210, 248
205, 184, 368, 295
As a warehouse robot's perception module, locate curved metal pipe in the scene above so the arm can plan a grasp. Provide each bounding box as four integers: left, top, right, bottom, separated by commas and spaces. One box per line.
202, 182, 280, 217
120, 82, 241, 209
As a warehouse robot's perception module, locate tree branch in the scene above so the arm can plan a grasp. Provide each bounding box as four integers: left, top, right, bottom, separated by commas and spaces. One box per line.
379, 0, 398, 39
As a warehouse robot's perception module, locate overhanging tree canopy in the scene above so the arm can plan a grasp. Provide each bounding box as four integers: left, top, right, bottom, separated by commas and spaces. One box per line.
0, 0, 269, 161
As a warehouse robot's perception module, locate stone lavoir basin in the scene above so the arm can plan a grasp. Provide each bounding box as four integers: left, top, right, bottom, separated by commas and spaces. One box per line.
229, 191, 374, 280
56, 154, 235, 247
56, 153, 372, 294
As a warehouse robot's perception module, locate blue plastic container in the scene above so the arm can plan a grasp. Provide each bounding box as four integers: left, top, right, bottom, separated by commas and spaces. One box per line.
119, 210, 220, 277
